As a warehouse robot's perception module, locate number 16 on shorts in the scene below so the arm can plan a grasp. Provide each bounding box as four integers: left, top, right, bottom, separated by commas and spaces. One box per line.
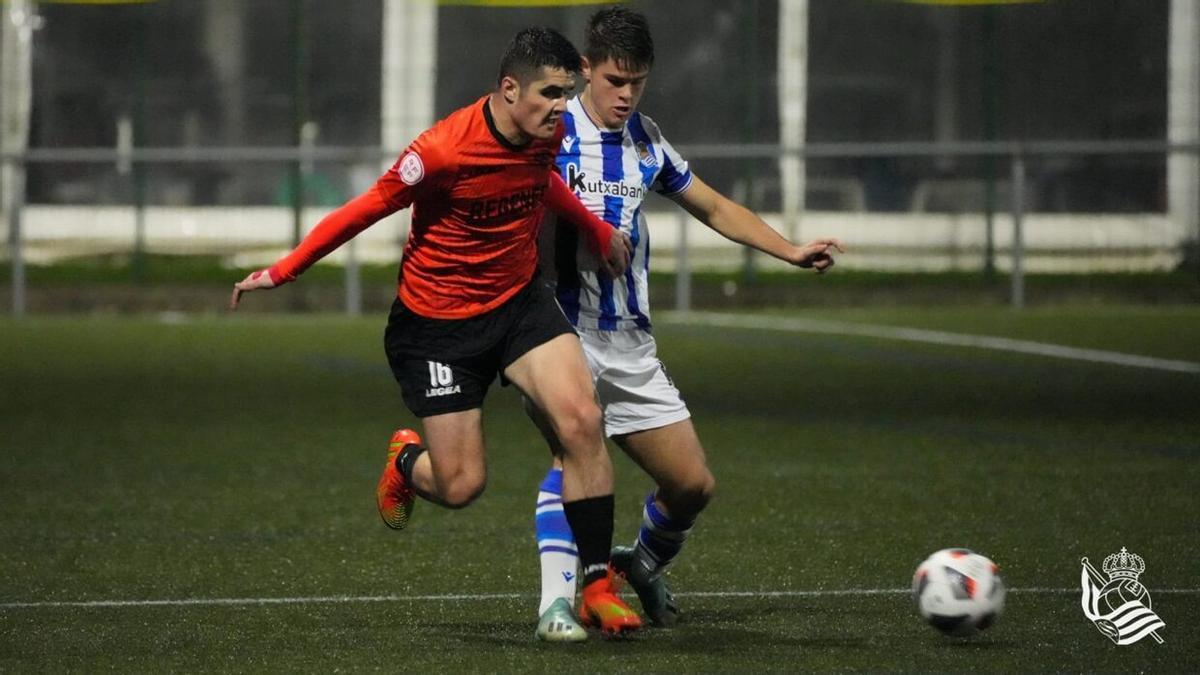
426, 361, 461, 397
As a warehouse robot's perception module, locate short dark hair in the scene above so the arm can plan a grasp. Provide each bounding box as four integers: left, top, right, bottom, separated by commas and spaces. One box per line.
585, 6, 654, 72
497, 26, 582, 85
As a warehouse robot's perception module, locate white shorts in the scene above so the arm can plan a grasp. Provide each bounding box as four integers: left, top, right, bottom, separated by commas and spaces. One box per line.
578, 327, 691, 437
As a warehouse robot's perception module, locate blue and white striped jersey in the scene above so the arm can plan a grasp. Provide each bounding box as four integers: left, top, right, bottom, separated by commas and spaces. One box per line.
543, 96, 693, 331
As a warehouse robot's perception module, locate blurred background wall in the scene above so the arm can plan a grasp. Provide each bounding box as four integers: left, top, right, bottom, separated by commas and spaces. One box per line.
2, 0, 1198, 309
18, 0, 1176, 209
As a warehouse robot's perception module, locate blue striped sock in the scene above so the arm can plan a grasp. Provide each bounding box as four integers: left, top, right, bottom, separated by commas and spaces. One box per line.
535, 467, 578, 615
634, 492, 693, 576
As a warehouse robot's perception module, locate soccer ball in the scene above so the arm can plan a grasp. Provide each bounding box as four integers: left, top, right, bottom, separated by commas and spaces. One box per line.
912, 548, 1006, 637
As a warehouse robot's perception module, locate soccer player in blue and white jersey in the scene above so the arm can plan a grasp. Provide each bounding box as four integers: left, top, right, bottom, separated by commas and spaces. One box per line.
530, 7, 844, 641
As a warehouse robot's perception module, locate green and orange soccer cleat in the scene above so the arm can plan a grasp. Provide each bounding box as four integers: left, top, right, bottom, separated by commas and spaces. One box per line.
376, 428, 420, 530
578, 572, 642, 637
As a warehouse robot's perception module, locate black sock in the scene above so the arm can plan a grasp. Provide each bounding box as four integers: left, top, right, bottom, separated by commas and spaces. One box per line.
562, 494, 615, 586
394, 443, 426, 482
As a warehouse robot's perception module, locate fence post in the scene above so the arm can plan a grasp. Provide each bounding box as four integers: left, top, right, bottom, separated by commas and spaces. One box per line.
675, 209, 690, 314
4, 160, 26, 317
345, 238, 362, 316
117, 115, 147, 284
777, 0, 808, 243
1010, 152, 1026, 309
2, 0, 36, 317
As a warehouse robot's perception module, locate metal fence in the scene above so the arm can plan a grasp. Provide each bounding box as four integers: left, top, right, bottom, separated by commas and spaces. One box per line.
3, 139, 1199, 316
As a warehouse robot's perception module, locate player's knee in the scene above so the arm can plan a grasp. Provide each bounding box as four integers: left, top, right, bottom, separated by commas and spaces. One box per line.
552, 398, 604, 452
695, 470, 716, 508
441, 473, 486, 509
670, 469, 715, 515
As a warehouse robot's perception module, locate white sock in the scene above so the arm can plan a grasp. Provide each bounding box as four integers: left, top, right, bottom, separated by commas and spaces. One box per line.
535, 467, 578, 615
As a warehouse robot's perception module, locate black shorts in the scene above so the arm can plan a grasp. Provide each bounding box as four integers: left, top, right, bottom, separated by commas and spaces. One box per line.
384, 279, 576, 418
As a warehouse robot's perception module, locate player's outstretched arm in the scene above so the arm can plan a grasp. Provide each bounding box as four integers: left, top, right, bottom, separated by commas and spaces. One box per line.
671, 175, 845, 273
229, 186, 399, 310
546, 171, 632, 277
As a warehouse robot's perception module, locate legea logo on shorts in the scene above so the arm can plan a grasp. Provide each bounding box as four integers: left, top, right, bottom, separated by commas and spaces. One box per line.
425, 361, 461, 397
1080, 547, 1165, 645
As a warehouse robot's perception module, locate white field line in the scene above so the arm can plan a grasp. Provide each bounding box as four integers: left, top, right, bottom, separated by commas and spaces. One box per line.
2, 588, 1197, 610
659, 311, 1200, 375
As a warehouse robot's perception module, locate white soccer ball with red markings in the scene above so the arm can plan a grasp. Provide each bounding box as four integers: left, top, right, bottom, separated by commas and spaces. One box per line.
912, 548, 1006, 637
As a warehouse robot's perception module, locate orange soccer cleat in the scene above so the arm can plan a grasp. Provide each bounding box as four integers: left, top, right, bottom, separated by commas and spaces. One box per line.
578, 570, 643, 637
376, 428, 421, 530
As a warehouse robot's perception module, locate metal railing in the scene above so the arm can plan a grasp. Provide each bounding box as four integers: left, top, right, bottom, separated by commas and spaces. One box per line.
7, 138, 1197, 164
3, 139, 1199, 316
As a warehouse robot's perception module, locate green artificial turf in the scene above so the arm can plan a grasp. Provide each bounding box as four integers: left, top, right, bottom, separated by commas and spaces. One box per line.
1, 307, 1196, 671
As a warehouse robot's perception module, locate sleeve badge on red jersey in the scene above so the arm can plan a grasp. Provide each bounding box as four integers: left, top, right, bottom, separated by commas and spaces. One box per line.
397, 152, 425, 186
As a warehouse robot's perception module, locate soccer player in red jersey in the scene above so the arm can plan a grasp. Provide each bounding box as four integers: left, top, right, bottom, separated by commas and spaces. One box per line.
231, 27, 641, 637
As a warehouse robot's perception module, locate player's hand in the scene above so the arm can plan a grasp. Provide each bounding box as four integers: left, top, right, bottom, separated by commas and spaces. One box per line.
599, 230, 633, 278
229, 268, 278, 310
788, 238, 845, 273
